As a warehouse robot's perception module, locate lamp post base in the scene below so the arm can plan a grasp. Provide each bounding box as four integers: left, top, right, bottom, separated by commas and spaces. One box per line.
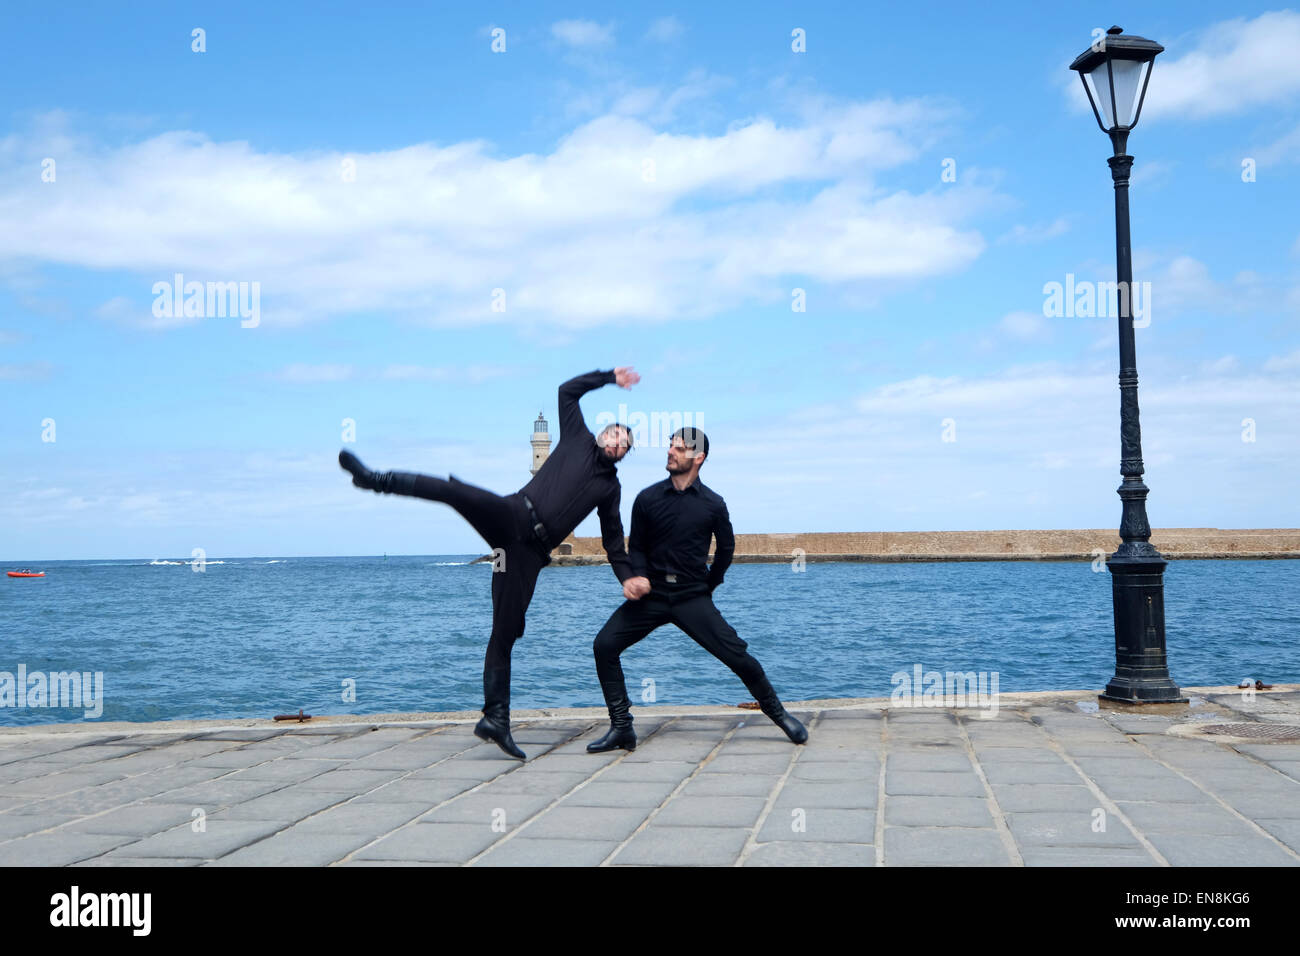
1099, 685, 1187, 705
1101, 553, 1186, 705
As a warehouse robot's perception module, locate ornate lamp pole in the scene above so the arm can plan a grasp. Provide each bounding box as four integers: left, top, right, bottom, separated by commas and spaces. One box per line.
1070, 26, 1184, 704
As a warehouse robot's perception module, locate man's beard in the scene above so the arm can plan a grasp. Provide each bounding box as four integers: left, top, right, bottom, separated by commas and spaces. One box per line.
666, 459, 690, 474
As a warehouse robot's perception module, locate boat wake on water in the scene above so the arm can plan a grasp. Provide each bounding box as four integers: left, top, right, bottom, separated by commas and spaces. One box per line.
148, 559, 230, 565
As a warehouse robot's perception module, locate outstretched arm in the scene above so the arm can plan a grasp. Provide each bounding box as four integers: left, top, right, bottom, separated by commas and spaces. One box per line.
598, 486, 633, 584
557, 367, 639, 442
705, 500, 735, 592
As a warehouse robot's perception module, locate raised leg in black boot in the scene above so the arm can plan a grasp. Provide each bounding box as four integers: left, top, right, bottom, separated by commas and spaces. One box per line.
339, 450, 419, 495
339, 452, 519, 548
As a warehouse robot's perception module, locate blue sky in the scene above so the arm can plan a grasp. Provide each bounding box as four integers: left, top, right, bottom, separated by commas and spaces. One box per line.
1, 1, 1297, 560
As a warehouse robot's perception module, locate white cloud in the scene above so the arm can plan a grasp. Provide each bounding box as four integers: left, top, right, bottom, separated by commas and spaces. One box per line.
997, 218, 1068, 244
1145, 255, 1285, 320
1201, 355, 1240, 374
1249, 122, 1300, 169
1143, 12, 1300, 120
0, 361, 52, 381
3, 97, 989, 330
606, 70, 732, 126
998, 310, 1049, 340
379, 364, 515, 384
645, 16, 683, 42
552, 19, 614, 48
268, 364, 355, 384
1128, 159, 1174, 188
1264, 349, 1300, 372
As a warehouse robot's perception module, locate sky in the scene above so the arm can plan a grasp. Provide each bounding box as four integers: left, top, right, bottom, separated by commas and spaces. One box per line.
1, 1, 1297, 561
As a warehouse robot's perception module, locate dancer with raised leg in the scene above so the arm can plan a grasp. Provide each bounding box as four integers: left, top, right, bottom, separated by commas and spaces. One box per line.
339, 367, 639, 759
587, 427, 808, 753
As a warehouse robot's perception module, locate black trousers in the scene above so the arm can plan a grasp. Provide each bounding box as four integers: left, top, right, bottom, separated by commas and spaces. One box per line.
405, 475, 549, 699
592, 580, 769, 703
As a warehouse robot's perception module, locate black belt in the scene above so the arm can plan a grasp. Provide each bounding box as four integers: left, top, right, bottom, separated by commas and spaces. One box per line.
650, 573, 685, 585
521, 495, 551, 549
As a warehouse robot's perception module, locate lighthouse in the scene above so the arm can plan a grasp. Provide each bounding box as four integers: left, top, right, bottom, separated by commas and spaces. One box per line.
530, 411, 551, 476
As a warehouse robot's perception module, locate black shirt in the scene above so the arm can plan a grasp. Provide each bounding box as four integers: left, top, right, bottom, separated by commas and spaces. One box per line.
518, 370, 632, 583
628, 476, 735, 590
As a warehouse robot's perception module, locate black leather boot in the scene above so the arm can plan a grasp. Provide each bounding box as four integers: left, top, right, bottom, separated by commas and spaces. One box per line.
750, 676, 808, 744
475, 667, 526, 760
338, 450, 419, 495
587, 680, 636, 753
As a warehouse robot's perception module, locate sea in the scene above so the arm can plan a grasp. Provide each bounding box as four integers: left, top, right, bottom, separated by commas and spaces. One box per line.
2, 556, 1297, 726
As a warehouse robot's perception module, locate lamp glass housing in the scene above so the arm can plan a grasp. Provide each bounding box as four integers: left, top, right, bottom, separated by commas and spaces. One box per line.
1083, 58, 1152, 130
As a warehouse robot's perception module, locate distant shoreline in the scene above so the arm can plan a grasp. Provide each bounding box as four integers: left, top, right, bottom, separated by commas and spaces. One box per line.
545, 528, 1300, 564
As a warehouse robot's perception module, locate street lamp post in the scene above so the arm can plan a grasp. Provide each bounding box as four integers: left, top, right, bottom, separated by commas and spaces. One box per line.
1070, 26, 1185, 704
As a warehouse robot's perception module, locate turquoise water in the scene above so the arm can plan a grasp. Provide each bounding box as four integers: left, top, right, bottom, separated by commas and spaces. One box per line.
2, 557, 1297, 725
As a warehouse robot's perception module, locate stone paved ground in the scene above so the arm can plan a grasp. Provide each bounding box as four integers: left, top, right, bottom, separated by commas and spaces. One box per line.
1, 687, 1298, 866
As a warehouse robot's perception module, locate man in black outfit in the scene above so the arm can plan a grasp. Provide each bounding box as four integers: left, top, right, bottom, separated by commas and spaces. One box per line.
587, 427, 808, 753
339, 367, 639, 759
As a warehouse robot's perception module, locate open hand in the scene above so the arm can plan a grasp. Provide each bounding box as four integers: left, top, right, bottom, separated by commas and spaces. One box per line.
614, 366, 640, 389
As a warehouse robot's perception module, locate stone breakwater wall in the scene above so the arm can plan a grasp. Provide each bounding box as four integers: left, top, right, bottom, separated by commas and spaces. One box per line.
547, 529, 1300, 565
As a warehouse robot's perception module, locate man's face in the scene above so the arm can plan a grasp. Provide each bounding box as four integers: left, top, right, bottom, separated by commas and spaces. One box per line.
666, 436, 703, 475
598, 425, 632, 461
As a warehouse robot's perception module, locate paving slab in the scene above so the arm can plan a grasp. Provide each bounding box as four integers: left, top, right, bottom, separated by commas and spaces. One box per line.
473, 837, 618, 866
774, 779, 876, 810
790, 759, 877, 781
520, 805, 650, 841
990, 784, 1099, 812
0, 831, 147, 865
980, 761, 1080, 785
1004, 810, 1143, 847
1016, 845, 1157, 866
613, 825, 750, 866
886, 751, 974, 773
886, 771, 985, 797
353, 822, 503, 862
289, 801, 430, 834
654, 795, 767, 828
1148, 833, 1299, 866
207, 831, 372, 866
104, 819, 287, 859
421, 793, 555, 827
883, 827, 1011, 865
757, 807, 875, 843
1253, 818, 1300, 850
885, 795, 995, 827
563, 779, 680, 808
64, 803, 200, 836
743, 842, 875, 866
677, 773, 782, 798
